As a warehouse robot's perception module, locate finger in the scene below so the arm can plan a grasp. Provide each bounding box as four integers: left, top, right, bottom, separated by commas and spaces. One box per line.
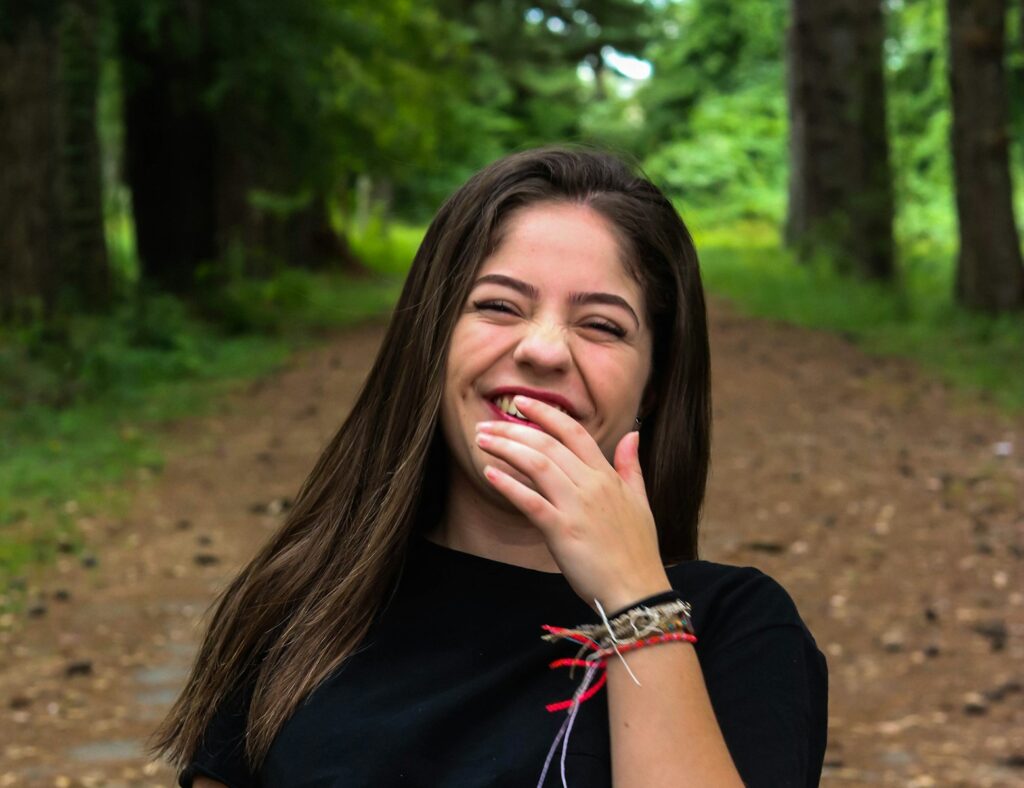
613, 430, 646, 497
475, 431, 576, 504
482, 464, 560, 532
476, 420, 591, 485
509, 395, 608, 469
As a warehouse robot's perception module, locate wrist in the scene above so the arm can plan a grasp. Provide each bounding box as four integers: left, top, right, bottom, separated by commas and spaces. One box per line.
600, 571, 673, 614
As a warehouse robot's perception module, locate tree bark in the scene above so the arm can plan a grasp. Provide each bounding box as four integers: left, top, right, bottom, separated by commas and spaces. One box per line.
0, 1, 111, 325
116, 0, 217, 295
0, 12, 59, 323
947, 0, 1024, 312
55, 0, 112, 313
785, 0, 895, 280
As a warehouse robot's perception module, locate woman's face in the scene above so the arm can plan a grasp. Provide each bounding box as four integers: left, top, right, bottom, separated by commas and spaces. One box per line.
440, 202, 654, 496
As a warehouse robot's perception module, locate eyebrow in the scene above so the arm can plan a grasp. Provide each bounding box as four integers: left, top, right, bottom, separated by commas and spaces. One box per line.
471, 274, 640, 329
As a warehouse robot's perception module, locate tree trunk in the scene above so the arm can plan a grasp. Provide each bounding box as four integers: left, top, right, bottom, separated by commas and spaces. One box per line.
0, 11, 59, 323
55, 0, 112, 313
947, 0, 1024, 312
116, 0, 217, 295
0, 1, 111, 325
785, 0, 895, 280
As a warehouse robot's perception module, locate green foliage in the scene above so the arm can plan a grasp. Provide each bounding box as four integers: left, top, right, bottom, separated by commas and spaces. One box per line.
637, 0, 787, 223
884, 0, 957, 247
348, 219, 425, 277
644, 81, 788, 222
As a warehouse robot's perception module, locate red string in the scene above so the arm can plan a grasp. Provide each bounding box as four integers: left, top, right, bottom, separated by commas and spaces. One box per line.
545, 669, 608, 712
542, 631, 698, 713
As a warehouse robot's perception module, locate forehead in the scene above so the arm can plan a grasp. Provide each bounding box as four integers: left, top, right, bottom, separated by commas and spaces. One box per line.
476, 203, 641, 298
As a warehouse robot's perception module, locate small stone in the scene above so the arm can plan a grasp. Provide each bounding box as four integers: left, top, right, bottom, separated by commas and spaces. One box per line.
80, 553, 98, 568
8, 695, 30, 709
971, 620, 1007, 652
53, 588, 71, 602
880, 628, 905, 653
176, 518, 192, 530
742, 541, 785, 554
923, 644, 940, 658
267, 497, 291, 515
984, 680, 1022, 703
193, 553, 221, 567
196, 534, 213, 547
26, 601, 47, 618
65, 659, 93, 678
963, 692, 988, 716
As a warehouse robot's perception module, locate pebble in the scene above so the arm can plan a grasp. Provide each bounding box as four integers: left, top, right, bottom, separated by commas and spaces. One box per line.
880, 627, 905, 653
971, 620, 1008, 651
962, 692, 988, 716
65, 660, 93, 678
27, 601, 47, 618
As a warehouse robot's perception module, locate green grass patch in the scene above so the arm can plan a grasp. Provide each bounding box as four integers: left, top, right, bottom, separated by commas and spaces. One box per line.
692, 219, 1024, 414
0, 266, 404, 607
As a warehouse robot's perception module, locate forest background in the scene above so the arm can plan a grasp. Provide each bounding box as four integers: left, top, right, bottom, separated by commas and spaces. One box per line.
0, 0, 1023, 596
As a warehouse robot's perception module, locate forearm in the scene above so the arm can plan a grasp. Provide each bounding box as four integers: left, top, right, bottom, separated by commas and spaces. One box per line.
605, 639, 744, 787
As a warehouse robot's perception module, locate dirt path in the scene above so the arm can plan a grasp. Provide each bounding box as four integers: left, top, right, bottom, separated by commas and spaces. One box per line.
0, 298, 1021, 787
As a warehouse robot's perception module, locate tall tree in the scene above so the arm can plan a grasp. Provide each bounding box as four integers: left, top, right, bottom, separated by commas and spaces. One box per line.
0, 0, 111, 324
947, 0, 1024, 312
115, 0, 217, 294
785, 0, 895, 280
55, 0, 112, 311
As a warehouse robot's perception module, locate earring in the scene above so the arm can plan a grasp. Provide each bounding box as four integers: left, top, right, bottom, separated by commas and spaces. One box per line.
634, 416, 643, 428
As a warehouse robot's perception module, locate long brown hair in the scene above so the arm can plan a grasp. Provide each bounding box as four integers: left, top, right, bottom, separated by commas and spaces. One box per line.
149, 145, 711, 772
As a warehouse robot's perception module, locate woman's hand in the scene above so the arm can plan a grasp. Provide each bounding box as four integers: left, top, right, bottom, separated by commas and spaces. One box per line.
475, 394, 672, 612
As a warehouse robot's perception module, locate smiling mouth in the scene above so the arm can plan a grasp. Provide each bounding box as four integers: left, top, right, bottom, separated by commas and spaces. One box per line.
491, 394, 570, 421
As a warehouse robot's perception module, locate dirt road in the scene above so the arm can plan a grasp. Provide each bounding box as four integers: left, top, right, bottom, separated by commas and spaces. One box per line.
1, 297, 1021, 786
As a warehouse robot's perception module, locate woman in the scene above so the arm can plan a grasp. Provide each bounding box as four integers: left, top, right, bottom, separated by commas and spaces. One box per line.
152, 146, 828, 787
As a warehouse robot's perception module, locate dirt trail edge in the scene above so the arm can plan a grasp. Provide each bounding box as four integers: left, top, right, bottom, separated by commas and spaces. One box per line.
1, 299, 1021, 787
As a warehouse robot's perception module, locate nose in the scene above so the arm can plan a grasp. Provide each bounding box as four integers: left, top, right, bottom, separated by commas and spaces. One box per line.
512, 319, 572, 373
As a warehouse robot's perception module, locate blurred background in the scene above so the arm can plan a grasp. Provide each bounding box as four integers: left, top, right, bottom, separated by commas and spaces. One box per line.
0, 0, 1023, 785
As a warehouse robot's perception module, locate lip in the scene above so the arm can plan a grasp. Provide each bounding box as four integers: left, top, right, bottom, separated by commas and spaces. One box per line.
483, 386, 580, 420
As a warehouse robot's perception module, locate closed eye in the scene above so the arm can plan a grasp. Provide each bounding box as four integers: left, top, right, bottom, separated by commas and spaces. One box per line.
585, 321, 626, 338
474, 299, 517, 315
475, 300, 626, 337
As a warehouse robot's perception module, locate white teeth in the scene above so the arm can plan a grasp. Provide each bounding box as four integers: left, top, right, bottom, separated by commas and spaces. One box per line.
493, 395, 569, 419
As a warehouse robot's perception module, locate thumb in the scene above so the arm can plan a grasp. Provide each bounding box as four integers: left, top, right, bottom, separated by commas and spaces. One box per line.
613, 430, 645, 495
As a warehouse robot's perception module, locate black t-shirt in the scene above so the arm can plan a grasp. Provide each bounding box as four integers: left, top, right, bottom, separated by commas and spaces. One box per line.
180, 536, 827, 787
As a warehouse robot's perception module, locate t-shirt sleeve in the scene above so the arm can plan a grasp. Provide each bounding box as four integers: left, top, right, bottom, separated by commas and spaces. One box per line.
178, 683, 258, 788
690, 568, 828, 787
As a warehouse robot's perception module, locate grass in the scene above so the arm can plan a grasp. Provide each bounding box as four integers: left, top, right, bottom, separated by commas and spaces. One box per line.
0, 243, 408, 610
691, 217, 1024, 414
